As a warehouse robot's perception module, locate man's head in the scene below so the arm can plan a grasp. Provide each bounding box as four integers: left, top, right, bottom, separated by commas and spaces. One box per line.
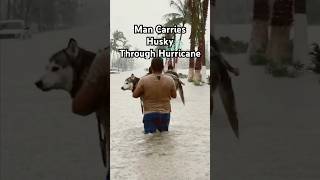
168, 64, 174, 71
150, 57, 164, 73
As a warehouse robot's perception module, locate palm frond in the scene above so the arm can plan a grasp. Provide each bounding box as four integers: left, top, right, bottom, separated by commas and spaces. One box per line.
163, 12, 181, 20
170, 0, 185, 14
164, 17, 185, 27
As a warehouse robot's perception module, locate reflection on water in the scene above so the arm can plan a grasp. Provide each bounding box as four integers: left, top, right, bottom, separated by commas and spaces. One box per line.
111, 69, 210, 180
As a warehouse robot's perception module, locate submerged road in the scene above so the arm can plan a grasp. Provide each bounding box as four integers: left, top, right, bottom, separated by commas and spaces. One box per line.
111, 69, 210, 180
0, 25, 107, 180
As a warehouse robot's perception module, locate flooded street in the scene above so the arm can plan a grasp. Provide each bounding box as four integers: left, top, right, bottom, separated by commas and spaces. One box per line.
110, 69, 210, 180
0, 26, 107, 180
213, 25, 320, 180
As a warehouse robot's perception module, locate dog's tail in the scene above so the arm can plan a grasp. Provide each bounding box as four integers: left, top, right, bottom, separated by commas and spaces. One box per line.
178, 81, 185, 105
219, 74, 239, 139
140, 98, 144, 114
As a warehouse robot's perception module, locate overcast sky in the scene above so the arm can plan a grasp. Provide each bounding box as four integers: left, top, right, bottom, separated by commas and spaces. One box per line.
110, 0, 210, 51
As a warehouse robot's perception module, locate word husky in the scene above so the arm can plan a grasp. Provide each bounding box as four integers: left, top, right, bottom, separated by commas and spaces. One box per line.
121, 72, 185, 113
35, 38, 107, 166
146, 37, 174, 47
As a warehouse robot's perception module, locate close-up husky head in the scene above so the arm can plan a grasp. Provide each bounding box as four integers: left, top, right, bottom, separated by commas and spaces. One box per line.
121, 74, 139, 91
35, 38, 96, 97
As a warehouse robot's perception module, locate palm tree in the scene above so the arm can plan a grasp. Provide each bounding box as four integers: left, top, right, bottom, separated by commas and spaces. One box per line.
6, 0, 11, 19
211, 0, 215, 34
293, 0, 308, 64
248, 0, 270, 61
111, 30, 126, 68
267, 0, 293, 64
188, 0, 198, 81
164, 0, 191, 49
120, 40, 132, 71
194, 0, 209, 83
163, 0, 191, 71
164, 18, 179, 71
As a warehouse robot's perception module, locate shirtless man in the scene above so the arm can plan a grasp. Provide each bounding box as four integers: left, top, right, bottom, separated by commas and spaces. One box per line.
133, 57, 177, 134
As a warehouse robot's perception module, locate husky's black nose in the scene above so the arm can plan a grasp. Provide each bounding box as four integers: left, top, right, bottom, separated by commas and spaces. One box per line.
35, 80, 43, 89
121, 87, 124, 90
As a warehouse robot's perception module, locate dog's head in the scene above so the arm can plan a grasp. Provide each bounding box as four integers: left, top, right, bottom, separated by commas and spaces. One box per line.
121, 74, 139, 91
35, 38, 82, 93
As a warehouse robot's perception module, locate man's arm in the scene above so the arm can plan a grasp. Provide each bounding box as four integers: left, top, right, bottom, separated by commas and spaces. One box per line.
133, 80, 143, 98
72, 49, 108, 116
72, 78, 105, 115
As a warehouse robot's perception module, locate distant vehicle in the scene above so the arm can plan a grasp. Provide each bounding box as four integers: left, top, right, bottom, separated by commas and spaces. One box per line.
110, 67, 121, 74
0, 20, 32, 39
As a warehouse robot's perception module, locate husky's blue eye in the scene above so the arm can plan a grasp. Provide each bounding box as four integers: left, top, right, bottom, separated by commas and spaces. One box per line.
52, 67, 60, 72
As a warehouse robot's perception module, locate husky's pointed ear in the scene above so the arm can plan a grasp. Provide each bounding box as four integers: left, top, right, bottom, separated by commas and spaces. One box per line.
66, 38, 79, 58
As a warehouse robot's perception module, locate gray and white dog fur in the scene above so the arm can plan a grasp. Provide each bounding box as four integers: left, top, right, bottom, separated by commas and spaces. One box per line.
121, 72, 185, 113
35, 38, 96, 98
35, 38, 108, 167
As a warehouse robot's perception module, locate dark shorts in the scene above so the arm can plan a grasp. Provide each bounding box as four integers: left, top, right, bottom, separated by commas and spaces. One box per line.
143, 113, 171, 134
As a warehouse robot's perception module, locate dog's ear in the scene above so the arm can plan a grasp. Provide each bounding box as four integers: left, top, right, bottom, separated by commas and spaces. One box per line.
66, 38, 79, 58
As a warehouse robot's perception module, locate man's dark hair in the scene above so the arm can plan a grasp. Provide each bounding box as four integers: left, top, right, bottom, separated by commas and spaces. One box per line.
151, 57, 164, 73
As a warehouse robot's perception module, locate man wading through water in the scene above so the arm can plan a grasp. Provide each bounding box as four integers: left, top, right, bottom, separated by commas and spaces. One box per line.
133, 57, 177, 134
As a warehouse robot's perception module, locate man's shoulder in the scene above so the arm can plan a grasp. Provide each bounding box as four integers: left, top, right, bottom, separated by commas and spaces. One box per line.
140, 74, 151, 80
163, 74, 174, 80
162, 74, 175, 85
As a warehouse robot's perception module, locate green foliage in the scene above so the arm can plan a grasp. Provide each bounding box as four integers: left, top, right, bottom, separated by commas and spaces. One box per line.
193, 80, 203, 86
265, 59, 303, 78
111, 30, 127, 51
249, 51, 268, 65
266, 62, 288, 77
309, 43, 320, 74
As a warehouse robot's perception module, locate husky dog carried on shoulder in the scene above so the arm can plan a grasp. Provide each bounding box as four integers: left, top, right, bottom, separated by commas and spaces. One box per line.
35, 38, 108, 166
121, 69, 185, 113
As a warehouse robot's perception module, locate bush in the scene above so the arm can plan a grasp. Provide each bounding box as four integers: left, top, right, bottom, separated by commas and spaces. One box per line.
266, 60, 303, 78
266, 62, 289, 77
249, 51, 269, 65
309, 43, 320, 74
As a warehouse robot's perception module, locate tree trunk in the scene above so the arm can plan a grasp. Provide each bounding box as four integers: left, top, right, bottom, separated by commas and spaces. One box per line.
201, 0, 209, 82
188, 0, 196, 81
195, 0, 209, 83
173, 33, 177, 71
194, 42, 203, 82
293, 0, 308, 64
267, 0, 293, 63
175, 22, 185, 72
210, 0, 216, 115
7, 0, 11, 19
249, 0, 270, 58
24, 0, 33, 25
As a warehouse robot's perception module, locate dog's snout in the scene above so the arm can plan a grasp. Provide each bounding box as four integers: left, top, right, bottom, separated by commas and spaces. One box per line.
121, 87, 124, 90
35, 80, 43, 88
